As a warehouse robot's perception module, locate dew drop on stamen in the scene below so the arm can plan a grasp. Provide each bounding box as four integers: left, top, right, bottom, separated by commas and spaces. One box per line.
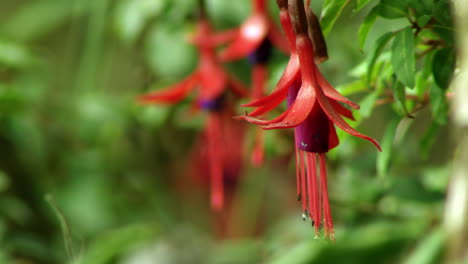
302, 211, 308, 221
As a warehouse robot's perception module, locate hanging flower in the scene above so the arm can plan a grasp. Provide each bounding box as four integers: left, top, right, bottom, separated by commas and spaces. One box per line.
238, 0, 381, 238
211, 0, 290, 166
139, 17, 249, 211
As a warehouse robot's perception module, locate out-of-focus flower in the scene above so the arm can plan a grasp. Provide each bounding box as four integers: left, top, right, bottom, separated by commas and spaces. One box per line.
214, 0, 290, 167
238, 0, 381, 238
139, 17, 248, 212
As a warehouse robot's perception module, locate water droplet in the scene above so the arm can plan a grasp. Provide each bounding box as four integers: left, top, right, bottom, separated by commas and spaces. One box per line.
301, 211, 308, 221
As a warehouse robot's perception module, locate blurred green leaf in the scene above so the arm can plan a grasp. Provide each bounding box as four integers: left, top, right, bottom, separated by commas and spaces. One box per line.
359, 90, 380, 118
409, 0, 433, 17
392, 80, 408, 115
0, 195, 32, 225
145, 25, 196, 77
320, 0, 350, 36
432, 48, 455, 90
336, 79, 368, 96
403, 227, 444, 264
355, 0, 374, 13
366, 32, 395, 83
377, 119, 398, 177
113, 0, 166, 45
391, 177, 443, 203
76, 224, 158, 264
419, 122, 440, 160
0, 171, 10, 193
209, 240, 261, 264
432, 0, 451, 26
271, 220, 423, 264
421, 166, 450, 193
359, 7, 379, 50
46, 194, 78, 262
391, 27, 415, 89
0, 41, 38, 68
429, 83, 448, 124
377, 0, 407, 19
1, 0, 88, 41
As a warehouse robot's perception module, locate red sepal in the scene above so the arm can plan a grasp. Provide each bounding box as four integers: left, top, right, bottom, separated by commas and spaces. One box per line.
138, 72, 199, 104
219, 13, 269, 61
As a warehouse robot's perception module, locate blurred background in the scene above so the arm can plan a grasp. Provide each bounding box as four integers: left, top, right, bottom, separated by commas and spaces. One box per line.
0, 0, 459, 263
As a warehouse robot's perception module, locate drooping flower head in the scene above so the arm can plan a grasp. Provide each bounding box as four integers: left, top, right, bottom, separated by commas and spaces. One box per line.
238, 0, 381, 238
215, 0, 291, 166
139, 8, 249, 212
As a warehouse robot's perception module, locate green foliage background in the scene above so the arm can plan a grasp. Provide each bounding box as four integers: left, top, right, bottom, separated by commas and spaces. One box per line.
0, 0, 457, 263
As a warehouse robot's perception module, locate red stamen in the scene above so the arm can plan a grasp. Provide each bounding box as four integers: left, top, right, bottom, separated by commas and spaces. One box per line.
235, 109, 290, 125
295, 146, 301, 201
300, 150, 307, 213
319, 153, 335, 239
252, 64, 268, 99
306, 152, 320, 235
252, 128, 264, 167
207, 113, 224, 211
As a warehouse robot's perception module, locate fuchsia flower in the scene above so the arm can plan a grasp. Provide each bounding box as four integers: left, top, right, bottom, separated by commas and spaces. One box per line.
139, 17, 249, 211
239, 0, 381, 238
215, 0, 290, 166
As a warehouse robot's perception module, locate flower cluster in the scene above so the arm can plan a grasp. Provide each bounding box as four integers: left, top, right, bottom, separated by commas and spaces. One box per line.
139, 0, 381, 239
239, 0, 381, 238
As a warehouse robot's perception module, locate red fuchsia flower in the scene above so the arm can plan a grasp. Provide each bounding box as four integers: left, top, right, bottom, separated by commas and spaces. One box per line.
214, 0, 290, 166
238, 0, 381, 238
139, 15, 249, 212
187, 102, 246, 236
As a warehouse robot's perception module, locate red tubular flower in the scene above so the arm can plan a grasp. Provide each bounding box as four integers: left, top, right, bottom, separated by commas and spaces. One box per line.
238, 0, 381, 238
215, 0, 290, 167
139, 18, 249, 211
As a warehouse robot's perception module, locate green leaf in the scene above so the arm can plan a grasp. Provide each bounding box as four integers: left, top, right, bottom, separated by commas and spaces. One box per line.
0, 0, 88, 41
409, 0, 433, 17
429, 83, 448, 124
422, 50, 435, 79
432, 48, 456, 90
0, 41, 38, 68
336, 80, 368, 96
45, 194, 78, 261
377, 0, 407, 19
76, 224, 158, 264
320, 0, 350, 36
360, 90, 380, 118
377, 119, 399, 177
391, 27, 416, 88
392, 79, 408, 115
403, 227, 444, 264
420, 122, 440, 160
359, 7, 379, 49
355, 0, 374, 12
432, 0, 451, 26
367, 32, 395, 83
113, 0, 167, 45
416, 15, 431, 27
